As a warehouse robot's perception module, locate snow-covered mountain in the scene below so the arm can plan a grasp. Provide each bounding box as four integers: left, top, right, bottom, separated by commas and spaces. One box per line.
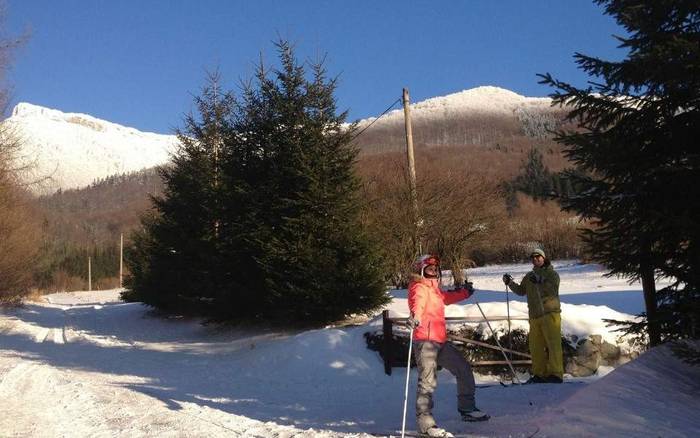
3, 87, 557, 194
4, 103, 179, 194
351, 86, 562, 153
357, 86, 553, 125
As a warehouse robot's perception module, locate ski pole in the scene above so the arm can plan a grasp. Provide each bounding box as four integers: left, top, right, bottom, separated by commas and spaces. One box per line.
474, 297, 535, 406
474, 300, 522, 385
506, 283, 512, 363
401, 327, 414, 438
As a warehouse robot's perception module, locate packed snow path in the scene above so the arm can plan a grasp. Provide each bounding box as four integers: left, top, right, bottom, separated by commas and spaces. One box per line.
1, 285, 698, 437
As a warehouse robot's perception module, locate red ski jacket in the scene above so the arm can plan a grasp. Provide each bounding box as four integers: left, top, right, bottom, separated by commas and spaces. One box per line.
408, 277, 471, 343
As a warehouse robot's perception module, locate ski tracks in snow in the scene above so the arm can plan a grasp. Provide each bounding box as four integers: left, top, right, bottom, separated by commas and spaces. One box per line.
1, 291, 596, 438
0, 298, 372, 437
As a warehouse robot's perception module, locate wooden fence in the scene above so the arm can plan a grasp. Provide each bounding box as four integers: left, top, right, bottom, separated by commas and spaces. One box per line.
381, 310, 531, 375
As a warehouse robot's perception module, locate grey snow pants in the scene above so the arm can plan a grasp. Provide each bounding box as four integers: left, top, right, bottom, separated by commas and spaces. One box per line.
413, 341, 476, 433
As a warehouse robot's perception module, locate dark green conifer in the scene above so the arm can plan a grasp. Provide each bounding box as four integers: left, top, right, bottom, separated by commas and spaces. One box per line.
540, 0, 700, 345
126, 43, 389, 325
221, 41, 388, 324
124, 73, 234, 312
504, 147, 554, 210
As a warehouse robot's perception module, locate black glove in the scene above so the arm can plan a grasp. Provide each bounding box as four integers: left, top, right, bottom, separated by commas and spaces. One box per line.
529, 273, 544, 284
502, 273, 513, 285
463, 281, 475, 295
406, 316, 420, 329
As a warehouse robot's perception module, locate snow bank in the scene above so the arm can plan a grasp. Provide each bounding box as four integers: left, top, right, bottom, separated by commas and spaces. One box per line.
385, 291, 637, 347
534, 342, 700, 437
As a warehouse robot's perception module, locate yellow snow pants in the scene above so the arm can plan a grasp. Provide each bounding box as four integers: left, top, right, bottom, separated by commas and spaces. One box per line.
529, 312, 564, 379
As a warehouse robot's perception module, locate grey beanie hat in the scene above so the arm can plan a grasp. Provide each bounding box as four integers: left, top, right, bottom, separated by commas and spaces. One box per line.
530, 248, 546, 258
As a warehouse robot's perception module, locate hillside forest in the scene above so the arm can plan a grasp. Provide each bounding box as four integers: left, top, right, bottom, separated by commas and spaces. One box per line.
28, 100, 581, 293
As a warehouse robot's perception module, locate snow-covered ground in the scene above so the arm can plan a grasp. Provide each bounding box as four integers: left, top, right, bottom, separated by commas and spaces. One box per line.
1, 263, 698, 437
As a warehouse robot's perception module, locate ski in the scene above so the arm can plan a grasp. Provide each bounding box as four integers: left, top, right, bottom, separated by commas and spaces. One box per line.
476, 380, 583, 388
368, 432, 475, 438
369, 429, 539, 438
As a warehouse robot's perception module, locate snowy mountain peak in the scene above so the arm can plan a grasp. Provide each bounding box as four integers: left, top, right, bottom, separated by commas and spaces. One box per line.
12, 102, 53, 118
12, 102, 101, 129
413, 85, 552, 112
422, 85, 545, 106
5, 102, 179, 194
356, 85, 553, 126
7, 86, 552, 194
10, 102, 162, 136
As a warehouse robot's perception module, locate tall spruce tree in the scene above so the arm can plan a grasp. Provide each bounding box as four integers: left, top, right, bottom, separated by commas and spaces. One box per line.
126, 43, 388, 325
220, 41, 389, 324
123, 74, 234, 312
540, 0, 700, 345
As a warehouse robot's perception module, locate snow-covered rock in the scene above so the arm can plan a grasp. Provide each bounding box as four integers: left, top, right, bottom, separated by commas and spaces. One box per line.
566, 335, 631, 377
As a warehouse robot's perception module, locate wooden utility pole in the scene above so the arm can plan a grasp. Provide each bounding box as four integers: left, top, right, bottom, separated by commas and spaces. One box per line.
403, 88, 421, 254
119, 233, 124, 288
88, 256, 92, 291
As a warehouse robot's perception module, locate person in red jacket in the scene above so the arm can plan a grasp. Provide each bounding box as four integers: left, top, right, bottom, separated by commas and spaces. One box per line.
407, 254, 489, 437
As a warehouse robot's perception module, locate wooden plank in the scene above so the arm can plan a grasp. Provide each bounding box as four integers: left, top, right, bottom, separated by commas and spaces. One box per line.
472, 360, 532, 366
382, 310, 393, 376
449, 335, 532, 358
388, 315, 528, 323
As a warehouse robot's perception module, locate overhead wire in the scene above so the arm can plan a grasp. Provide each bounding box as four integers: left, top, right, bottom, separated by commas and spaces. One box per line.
349, 96, 402, 143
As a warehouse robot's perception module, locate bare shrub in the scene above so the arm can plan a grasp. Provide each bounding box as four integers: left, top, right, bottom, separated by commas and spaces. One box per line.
359, 148, 508, 285
94, 276, 119, 290
0, 11, 39, 303
498, 194, 584, 262
359, 156, 417, 287
47, 270, 86, 292
0, 184, 40, 300
415, 155, 508, 284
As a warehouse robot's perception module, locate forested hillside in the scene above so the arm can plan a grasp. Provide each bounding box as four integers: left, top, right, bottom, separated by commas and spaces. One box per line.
31, 92, 581, 292
33, 168, 164, 291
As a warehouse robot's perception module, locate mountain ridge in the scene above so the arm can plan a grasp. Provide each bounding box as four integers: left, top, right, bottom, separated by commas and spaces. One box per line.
356, 85, 553, 125
5, 102, 179, 194
5, 85, 560, 193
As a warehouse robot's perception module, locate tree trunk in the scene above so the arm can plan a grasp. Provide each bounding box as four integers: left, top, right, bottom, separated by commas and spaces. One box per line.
450, 262, 464, 285
640, 261, 661, 346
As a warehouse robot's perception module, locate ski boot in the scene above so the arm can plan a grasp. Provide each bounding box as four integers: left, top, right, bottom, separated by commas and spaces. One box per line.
419, 426, 454, 438
459, 407, 490, 422
545, 375, 563, 383
524, 375, 545, 384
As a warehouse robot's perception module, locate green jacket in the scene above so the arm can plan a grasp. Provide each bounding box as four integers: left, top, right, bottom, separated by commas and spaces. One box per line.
508, 264, 560, 319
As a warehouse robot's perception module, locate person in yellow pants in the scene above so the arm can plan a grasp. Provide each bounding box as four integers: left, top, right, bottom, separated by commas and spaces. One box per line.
502, 248, 564, 383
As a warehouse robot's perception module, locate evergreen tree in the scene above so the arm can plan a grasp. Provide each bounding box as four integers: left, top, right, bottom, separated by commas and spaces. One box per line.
520, 148, 552, 201
126, 43, 389, 326
220, 41, 389, 324
124, 73, 234, 312
540, 0, 700, 345
504, 147, 553, 210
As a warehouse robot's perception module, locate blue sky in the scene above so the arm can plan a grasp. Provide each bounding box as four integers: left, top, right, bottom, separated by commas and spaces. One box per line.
6, 1, 625, 134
